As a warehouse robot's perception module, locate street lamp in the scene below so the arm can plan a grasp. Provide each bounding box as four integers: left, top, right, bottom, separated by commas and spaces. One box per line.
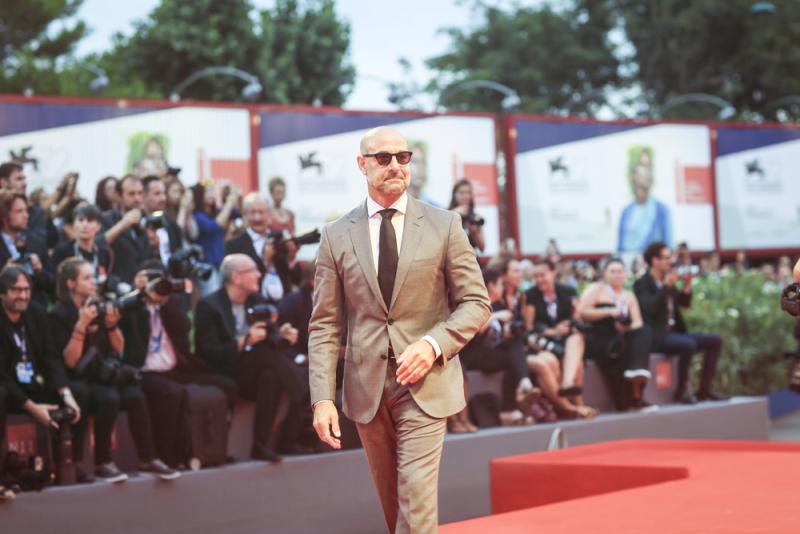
170, 67, 262, 102
658, 93, 736, 120
438, 80, 521, 112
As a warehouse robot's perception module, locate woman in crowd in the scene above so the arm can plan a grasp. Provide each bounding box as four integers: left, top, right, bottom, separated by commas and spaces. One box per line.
49, 258, 178, 481
164, 177, 198, 241
524, 259, 597, 419
448, 178, 485, 253
191, 181, 240, 269
578, 257, 654, 411
94, 176, 120, 213
266, 176, 295, 235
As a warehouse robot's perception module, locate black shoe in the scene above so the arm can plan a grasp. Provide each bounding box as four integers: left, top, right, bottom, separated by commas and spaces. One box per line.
95, 462, 128, 484
280, 444, 315, 456
697, 390, 730, 402
673, 391, 699, 405
140, 459, 181, 480
252, 447, 283, 464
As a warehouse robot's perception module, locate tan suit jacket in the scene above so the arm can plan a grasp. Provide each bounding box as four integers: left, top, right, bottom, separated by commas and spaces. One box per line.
309, 196, 491, 424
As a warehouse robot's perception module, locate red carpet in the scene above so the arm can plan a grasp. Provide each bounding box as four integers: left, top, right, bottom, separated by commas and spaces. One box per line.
440, 439, 800, 534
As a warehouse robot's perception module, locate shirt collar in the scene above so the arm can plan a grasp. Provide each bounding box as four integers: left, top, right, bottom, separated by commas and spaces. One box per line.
246, 227, 267, 241
366, 192, 408, 218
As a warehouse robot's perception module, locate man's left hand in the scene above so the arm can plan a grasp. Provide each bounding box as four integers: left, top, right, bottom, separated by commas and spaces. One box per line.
396, 340, 436, 386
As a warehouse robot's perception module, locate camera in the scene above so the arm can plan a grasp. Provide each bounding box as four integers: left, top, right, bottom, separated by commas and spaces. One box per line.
168, 244, 213, 281
616, 313, 633, 327
270, 228, 321, 259
465, 212, 485, 227
781, 283, 800, 317
528, 334, 565, 357
508, 319, 528, 338
73, 347, 141, 385
88, 290, 147, 326
12, 234, 36, 276
245, 303, 279, 328
142, 210, 166, 230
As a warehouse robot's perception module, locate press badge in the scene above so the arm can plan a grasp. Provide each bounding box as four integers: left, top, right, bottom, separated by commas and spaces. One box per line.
16, 362, 34, 384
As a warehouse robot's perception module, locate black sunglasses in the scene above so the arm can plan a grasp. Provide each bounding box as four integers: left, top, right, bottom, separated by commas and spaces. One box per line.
362, 151, 413, 166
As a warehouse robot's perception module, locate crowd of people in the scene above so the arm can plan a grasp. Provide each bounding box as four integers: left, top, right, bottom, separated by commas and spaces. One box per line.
0, 157, 783, 498
0, 161, 317, 499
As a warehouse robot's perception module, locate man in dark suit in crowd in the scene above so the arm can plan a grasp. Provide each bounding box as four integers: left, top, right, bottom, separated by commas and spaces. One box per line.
141, 175, 184, 265
195, 253, 309, 463
634, 241, 727, 404
102, 175, 151, 287
0, 190, 53, 306
0, 265, 87, 480
278, 261, 316, 359
119, 260, 236, 468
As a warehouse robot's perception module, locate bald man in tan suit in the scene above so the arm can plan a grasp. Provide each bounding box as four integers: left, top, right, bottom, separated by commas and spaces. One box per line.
309, 127, 491, 533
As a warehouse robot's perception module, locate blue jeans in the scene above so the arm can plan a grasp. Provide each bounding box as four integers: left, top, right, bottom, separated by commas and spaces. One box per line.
658, 332, 722, 395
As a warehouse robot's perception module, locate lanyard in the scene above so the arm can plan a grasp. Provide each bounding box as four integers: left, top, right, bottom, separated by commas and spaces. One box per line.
12, 325, 28, 362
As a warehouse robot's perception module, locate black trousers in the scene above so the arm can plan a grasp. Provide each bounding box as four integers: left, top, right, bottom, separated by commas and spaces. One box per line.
461, 336, 529, 411
82, 382, 157, 464
140, 370, 237, 467
0, 381, 89, 466
236, 344, 307, 455
657, 331, 722, 395
586, 326, 653, 411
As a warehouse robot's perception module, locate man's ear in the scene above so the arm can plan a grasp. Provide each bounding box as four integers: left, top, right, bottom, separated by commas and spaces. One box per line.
356, 155, 367, 175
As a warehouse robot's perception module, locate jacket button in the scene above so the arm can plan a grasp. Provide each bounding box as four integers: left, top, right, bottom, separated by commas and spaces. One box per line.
387, 318, 394, 325
380, 354, 388, 360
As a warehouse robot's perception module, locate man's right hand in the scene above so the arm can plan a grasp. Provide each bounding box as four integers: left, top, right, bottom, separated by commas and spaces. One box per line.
665, 271, 679, 287
122, 208, 142, 229
25, 402, 59, 429
247, 322, 269, 345
312, 400, 341, 450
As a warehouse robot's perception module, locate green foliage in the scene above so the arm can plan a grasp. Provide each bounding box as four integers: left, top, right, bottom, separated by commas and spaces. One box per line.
427, 0, 621, 114
613, 0, 800, 121
0, 0, 87, 94
683, 272, 795, 395
255, 0, 355, 105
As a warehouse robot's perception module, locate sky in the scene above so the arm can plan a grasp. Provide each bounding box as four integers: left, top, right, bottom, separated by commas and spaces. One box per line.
72, 0, 526, 111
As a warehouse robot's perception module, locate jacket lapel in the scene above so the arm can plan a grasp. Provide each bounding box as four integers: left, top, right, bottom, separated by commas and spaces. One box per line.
390, 197, 424, 309
349, 202, 388, 314
217, 289, 237, 338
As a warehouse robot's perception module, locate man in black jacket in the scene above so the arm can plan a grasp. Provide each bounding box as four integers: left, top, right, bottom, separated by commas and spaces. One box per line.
141, 175, 184, 265
195, 253, 307, 463
0, 265, 87, 479
634, 242, 725, 404
102, 175, 151, 287
119, 260, 236, 467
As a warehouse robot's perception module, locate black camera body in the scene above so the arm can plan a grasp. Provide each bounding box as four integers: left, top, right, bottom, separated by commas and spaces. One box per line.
463, 211, 485, 227
74, 347, 141, 386
245, 303, 279, 328
270, 228, 321, 259
508, 319, 527, 338
528, 333, 565, 357
168, 244, 213, 281
782, 283, 800, 317
616, 313, 633, 327
143, 210, 166, 230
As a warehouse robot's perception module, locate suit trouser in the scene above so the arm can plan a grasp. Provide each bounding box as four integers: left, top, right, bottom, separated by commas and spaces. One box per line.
657, 332, 722, 394
356, 360, 447, 534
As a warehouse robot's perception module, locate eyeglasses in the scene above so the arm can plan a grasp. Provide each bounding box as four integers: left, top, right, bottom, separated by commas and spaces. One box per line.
7, 286, 31, 294
362, 151, 413, 166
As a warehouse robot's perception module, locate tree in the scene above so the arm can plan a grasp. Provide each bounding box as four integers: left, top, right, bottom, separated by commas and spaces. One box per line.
0, 0, 87, 94
255, 0, 354, 106
111, 0, 259, 102
614, 0, 800, 121
427, 1, 622, 115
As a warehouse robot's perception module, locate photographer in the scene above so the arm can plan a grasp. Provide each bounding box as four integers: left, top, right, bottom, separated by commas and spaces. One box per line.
141, 175, 184, 266
0, 265, 88, 484
448, 179, 485, 253
102, 175, 151, 287
224, 193, 303, 296
49, 258, 178, 481
578, 258, 654, 411
634, 241, 726, 404
49, 205, 112, 291
457, 265, 539, 429
0, 190, 54, 307
119, 260, 236, 468
0, 162, 58, 250
195, 254, 308, 462
523, 259, 597, 419
191, 181, 240, 270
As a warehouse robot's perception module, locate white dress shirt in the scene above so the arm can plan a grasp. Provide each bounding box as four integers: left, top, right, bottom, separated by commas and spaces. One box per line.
141, 304, 178, 372
365, 193, 442, 358
247, 227, 268, 258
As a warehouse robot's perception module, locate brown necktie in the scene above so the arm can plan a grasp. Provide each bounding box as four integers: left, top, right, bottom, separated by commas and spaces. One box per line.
378, 209, 398, 309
